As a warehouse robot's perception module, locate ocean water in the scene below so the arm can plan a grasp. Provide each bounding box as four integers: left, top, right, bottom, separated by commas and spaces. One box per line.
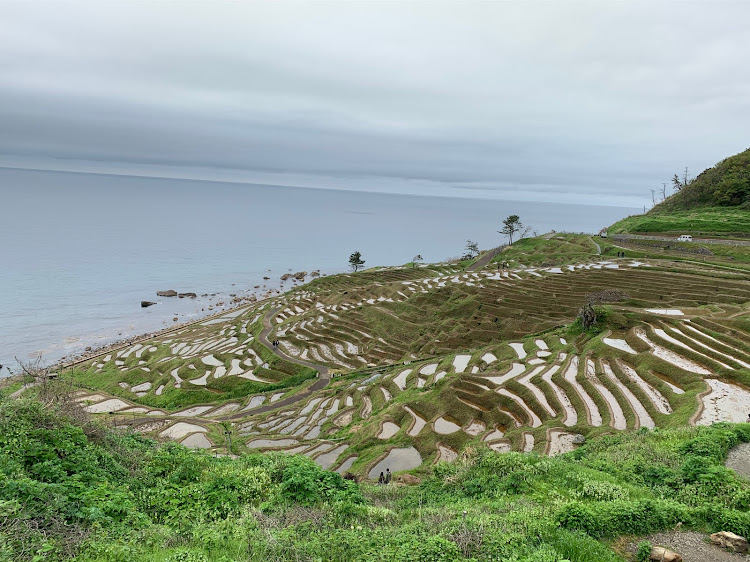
0, 167, 637, 373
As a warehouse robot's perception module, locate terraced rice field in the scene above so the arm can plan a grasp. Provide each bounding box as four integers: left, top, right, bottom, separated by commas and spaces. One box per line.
69, 257, 750, 479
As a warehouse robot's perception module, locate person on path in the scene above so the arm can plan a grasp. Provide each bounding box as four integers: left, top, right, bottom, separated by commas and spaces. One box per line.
378, 472, 385, 485
385, 468, 391, 484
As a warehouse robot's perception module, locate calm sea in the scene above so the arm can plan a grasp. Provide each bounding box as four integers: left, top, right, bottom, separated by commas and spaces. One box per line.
0, 167, 637, 373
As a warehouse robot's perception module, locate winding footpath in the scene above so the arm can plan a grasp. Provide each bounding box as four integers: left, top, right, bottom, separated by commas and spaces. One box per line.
218, 306, 330, 419
468, 245, 505, 271
588, 236, 601, 255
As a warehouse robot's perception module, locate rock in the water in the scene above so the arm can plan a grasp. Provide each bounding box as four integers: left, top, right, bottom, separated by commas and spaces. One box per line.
178, 292, 197, 299
711, 531, 749, 553
141, 301, 157, 308
649, 546, 682, 562
157, 290, 178, 297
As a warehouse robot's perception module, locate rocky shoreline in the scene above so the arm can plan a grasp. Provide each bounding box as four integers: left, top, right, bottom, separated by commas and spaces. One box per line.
49, 269, 328, 372
51, 299, 258, 372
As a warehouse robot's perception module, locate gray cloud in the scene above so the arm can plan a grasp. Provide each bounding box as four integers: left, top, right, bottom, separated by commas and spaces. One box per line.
1, 1, 749, 207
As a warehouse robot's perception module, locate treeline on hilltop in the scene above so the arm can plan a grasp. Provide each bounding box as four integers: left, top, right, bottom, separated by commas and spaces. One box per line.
653, 147, 750, 212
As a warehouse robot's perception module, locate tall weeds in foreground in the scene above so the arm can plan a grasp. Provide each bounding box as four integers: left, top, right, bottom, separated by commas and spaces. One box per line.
3, 394, 750, 561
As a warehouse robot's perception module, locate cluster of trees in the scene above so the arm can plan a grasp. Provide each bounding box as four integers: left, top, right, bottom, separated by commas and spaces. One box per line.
650, 167, 693, 207
650, 148, 750, 211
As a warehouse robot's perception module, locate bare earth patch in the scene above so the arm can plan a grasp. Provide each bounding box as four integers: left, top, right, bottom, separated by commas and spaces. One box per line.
696, 380, 750, 425
627, 531, 750, 562
726, 443, 750, 480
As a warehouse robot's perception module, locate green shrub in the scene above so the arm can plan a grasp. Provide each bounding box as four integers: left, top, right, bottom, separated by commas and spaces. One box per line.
575, 481, 628, 502
636, 541, 652, 562
279, 457, 363, 506
556, 499, 690, 538
165, 550, 209, 562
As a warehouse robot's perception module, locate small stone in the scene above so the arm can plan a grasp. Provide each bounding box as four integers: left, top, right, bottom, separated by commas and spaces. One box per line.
711, 531, 749, 554
156, 290, 178, 297
397, 474, 421, 485
573, 434, 586, 444
649, 546, 682, 562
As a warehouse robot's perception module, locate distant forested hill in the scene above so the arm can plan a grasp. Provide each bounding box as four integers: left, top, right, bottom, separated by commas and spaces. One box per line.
655, 147, 750, 211
609, 147, 750, 236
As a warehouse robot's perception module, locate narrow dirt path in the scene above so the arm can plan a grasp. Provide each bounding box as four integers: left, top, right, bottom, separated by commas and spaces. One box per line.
588, 236, 601, 255
218, 306, 330, 420
468, 245, 505, 271
259, 307, 329, 376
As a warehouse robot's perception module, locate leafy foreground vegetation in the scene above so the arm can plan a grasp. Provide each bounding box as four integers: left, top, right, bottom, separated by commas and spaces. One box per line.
5, 396, 750, 561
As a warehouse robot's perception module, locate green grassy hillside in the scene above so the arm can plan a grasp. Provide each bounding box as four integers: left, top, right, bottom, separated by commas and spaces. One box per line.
656, 147, 750, 212
608, 147, 750, 237
5, 394, 750, 561
8, 230, 750, 561
608, 207, 750, 237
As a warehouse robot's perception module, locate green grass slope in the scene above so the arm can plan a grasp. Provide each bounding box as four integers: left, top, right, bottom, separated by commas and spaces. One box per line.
608, 207, 750, 237
657, 147, 750, 211
609, 147, 750, 237
6, 394, 750, 561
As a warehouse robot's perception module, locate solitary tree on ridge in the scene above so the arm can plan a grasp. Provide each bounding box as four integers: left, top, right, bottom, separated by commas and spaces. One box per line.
499, 215, 522, 246
349, 251, 365, 272
465, 240, 479, 258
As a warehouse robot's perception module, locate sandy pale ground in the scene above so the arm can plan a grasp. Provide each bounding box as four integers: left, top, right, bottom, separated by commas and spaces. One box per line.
452, 354, 471, 373
603, 337, 637, 354
404, 406, 426, 437
564, 356, 603, 427
545, 429, 577, 456
726, 443, 750, 480
160, 422, 206, 439
510, 343, 527, 359
696, 379, 750, 425
627, 531, 750, 561
377, 421, 400, 439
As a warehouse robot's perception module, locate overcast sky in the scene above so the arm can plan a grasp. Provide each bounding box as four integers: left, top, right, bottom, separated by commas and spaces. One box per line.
1, 1, 749, 207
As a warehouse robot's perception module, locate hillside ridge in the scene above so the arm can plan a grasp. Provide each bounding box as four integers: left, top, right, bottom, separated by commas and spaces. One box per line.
654, 147, 750, 212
